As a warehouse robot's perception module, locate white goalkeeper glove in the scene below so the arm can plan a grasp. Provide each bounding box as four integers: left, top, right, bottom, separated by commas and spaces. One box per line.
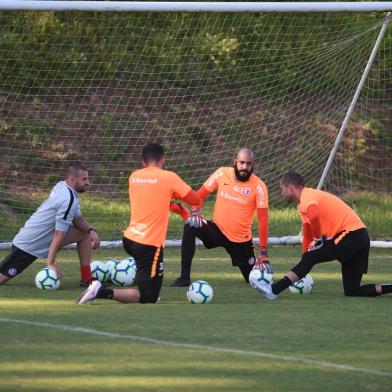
187, 208, 207, 228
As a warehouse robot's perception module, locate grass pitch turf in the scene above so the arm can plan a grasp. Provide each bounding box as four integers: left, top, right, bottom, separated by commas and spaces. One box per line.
0, 246, 391, 391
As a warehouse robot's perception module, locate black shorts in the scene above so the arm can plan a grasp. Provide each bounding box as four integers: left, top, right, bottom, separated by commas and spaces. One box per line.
0, 245, 37, 278
192, 221, 255, 267
292, 228, 370, 278
335, 228, 369, 275
122, 237, 163, 304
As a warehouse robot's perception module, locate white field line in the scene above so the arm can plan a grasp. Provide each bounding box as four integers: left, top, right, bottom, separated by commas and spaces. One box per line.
0, 317, 391, 377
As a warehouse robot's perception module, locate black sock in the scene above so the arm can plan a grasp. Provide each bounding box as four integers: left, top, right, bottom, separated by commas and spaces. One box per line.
381, 284, 392, 294
96, 288, 114, 300
271, 277, 292, 295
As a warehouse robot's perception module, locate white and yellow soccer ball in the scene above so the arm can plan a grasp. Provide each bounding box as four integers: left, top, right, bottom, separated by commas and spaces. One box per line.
90, 260, 110, 282
289, 274, 314, 294
35, 267, 60, 290
187, 280, 213, 304
105, 259, 120, 277
111, 258, 137, 286
249, 268, 273, 289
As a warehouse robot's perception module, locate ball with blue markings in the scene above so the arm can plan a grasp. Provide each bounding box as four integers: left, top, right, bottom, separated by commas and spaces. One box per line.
35, 267, 60, 290
187, 280, 213, 304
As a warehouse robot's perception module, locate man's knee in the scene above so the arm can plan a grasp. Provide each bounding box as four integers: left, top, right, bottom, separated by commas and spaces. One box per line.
139, 292, 159, 304
344, 287, 359, 297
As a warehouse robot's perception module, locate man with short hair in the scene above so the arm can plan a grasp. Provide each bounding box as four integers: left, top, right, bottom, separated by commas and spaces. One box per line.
78, 143, 200, 304
0, 163, 100, 286
171, 147, 271, 287
253, 170, 392, 300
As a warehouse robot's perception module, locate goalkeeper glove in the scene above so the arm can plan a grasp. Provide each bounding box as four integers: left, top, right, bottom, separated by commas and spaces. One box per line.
170, 202, 190, 221
187, 208, 207, 228
254, 248, 273, 274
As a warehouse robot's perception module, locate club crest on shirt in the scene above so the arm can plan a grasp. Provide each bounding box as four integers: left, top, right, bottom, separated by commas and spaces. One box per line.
242, 187, 250, 196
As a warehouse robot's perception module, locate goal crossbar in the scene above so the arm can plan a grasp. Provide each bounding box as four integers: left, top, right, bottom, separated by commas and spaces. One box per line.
1, 1, 392, 13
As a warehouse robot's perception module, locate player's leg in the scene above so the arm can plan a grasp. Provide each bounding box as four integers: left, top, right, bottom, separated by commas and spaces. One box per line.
339, 230, 392, 296
0, 246, 37, 285
62, 226, 93, 285
342, 273, 380, 297
224, 240, 255, 283
78, 239, 163, 304
255, 239, 338, 299
171, 221, 222, 287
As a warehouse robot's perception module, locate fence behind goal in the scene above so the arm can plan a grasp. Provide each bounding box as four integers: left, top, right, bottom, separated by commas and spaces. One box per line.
0, 2, 391, 246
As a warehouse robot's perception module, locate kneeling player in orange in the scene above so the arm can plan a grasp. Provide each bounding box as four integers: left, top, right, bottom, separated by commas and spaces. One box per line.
77, 143, 199, 304
256, 170, 392, 300
171, 147, 271, 287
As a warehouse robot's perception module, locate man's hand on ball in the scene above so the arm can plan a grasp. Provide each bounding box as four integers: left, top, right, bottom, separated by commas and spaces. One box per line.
254, 247, 273, 274
47, 263, 62, 278
187, 207, 207, 228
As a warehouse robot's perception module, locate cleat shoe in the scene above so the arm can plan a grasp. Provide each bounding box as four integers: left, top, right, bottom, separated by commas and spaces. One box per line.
252, 282, 277, 300
170, 277, 191, 287
77, 280, 102, 304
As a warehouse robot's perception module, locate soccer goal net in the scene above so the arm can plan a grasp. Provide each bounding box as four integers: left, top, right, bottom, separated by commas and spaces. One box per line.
0, 2, 391, 247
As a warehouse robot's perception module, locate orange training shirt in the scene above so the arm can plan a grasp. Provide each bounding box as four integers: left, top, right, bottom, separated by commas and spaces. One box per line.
124, 166, 191, 247
298, 187, 365, 239
203, 167, 268, 242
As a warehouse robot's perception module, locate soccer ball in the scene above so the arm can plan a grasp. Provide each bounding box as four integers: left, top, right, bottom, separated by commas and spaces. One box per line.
105, 259, 120, 277
111, 259, 137, 286
249, 267, 273, 289
35, 267, 60, 290
120, 257, 137, 270
289, 274, 314, 294
90, 260, 109, 282
187, 280, 213, 304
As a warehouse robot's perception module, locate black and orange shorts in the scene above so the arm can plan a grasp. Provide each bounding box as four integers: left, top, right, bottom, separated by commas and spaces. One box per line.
122, 237, 163, 303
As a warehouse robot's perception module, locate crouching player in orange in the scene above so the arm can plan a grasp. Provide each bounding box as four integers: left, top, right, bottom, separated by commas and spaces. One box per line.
78, 143, 199, 304
255, 170, 392, 300
171, 147, 271, 287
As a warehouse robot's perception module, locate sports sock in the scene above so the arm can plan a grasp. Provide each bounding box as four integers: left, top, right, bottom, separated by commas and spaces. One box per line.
381, 284, 392, 294
96, 288, 114, 300
271, 276, 292, 295
80, 265, 93, 282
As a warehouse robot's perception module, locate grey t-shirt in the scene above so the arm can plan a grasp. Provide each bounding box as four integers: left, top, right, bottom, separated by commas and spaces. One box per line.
13, 181, 81, 258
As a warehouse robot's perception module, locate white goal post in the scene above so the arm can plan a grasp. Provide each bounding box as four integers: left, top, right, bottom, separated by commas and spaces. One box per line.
0, 2, 391, 249
1, 1, 392, 13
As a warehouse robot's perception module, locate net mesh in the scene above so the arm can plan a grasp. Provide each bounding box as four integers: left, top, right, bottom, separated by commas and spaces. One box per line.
0, 10, 391, 242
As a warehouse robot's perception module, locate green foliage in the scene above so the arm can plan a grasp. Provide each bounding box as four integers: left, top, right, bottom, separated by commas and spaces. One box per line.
0, 11, 388, 94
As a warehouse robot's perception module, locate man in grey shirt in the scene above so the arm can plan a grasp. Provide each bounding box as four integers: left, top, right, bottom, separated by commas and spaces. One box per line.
0, 163, 100, 286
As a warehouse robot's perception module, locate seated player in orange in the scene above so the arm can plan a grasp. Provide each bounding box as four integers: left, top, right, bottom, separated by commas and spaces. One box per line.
78, 143, 199, 304
255, 170, 392, 300
171, 147, 271, 287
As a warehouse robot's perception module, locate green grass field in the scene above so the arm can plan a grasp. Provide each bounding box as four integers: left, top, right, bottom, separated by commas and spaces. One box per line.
0, 246, 391, 391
